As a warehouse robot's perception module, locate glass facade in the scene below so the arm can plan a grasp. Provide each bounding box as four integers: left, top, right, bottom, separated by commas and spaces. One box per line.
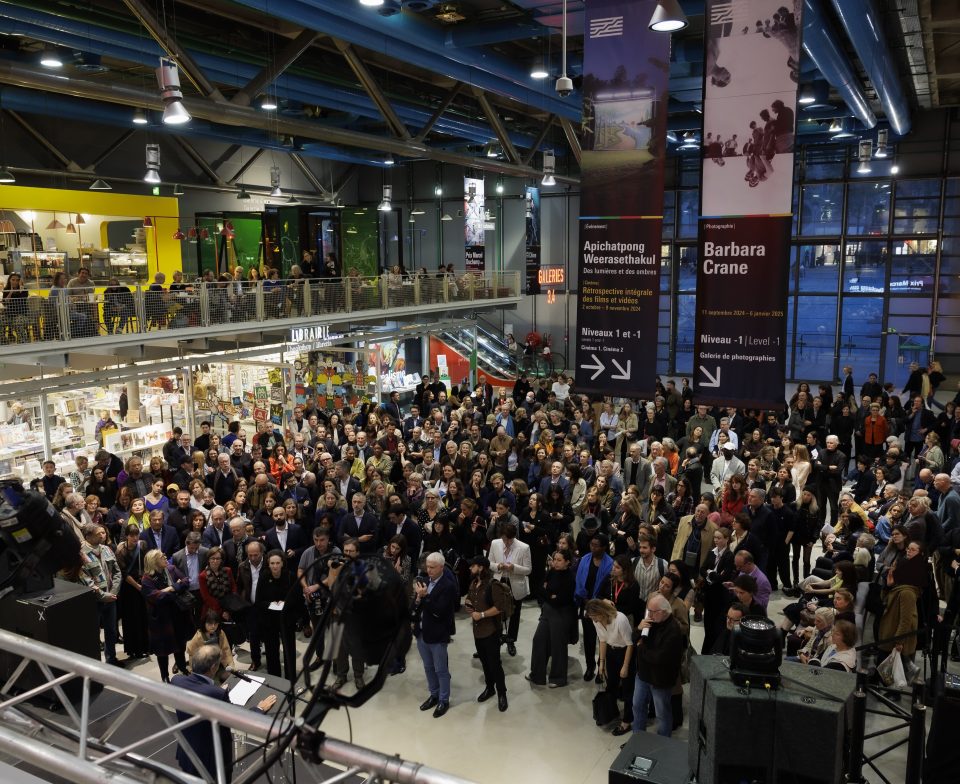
658, 144, 958, 386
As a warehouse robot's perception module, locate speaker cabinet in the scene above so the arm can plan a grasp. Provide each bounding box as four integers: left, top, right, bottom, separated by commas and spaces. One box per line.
609, 733, 690, 784
688, 655, 855, 784
0, 579, 101, 702
925, 672, 960, 783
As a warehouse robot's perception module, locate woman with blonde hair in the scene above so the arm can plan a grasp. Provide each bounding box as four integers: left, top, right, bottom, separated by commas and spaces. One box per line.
791, 444, 812, 490
141, 549, 191, 682
585, 598, 635, 736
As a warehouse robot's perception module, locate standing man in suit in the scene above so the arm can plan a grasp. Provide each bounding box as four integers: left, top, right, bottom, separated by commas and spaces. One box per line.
488, 522, 532, 657
381, 504, 422, 559
338, 491, 380, 553
139, 509, 178, 558
222, 517, 252, 574
201, 506, 230, 548
172, 644, 277, 782
413, 552, 459, 718
381, 390, 403, 425
334, 459, 361, 505
623, 443, 652, 501
236, 540, 265, 670
538, 460, 570, 499
207, 453, 240, 505
264, 504, 308, 572
172, 531, 209, 624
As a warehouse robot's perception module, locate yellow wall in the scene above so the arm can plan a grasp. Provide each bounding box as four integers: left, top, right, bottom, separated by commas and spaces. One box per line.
0, 184, 183, 281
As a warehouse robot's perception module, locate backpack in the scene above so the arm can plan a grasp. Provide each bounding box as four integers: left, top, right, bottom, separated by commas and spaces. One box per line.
487, 578, 515, 622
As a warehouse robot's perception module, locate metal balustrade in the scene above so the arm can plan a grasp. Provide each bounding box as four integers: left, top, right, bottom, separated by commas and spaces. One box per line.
0, 629, 473, 784
0, 272, 521, 348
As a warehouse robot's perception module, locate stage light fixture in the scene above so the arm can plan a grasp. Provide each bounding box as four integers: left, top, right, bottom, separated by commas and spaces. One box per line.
729, 615, 782, 689
649, 0, 688, 32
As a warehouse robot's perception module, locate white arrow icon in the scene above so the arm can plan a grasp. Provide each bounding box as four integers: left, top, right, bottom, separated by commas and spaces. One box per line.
699, 365, 721, 388
611, 359, 631, 380
582, 353, 605, 381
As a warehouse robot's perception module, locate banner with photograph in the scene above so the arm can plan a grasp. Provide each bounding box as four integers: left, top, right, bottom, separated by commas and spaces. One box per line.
525, 186, 541, 295
574, 0, 669, 397
694, 0, 801, 407
701, 0, 801, 215
464, 176, 485, 271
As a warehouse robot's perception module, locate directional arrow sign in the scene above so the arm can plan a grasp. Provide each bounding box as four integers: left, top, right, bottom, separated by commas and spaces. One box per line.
582, 353, 606, 381
611, 359, 631, 380
699, 365, 721, 388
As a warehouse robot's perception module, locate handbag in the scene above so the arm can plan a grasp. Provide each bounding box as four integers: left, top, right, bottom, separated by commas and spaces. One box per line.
592, 683, 620, 726
220, 593, 253, 614
174, 590, 197, 611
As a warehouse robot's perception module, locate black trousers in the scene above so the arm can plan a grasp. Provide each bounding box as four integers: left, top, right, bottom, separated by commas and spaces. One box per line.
530, 603, 572, 684
773, 542, 791, 590
475, 633, 506, 694
581, 610, 598, 670
502, 595, 522, 643
243, 608, 261, 667
605, 645, 636, 724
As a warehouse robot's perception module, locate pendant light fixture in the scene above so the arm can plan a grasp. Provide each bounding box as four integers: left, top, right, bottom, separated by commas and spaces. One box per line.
270, 164, 283, 197
144, 143, 161, 183
143, 217, 154, 228
378, 184, 393, 211
173, 183, 185, 196
132, 108, 148, 125
75, 213, 85, 225
156, 57, 191, 125
649, 0, 688, 32
541, 150, 556, 187
65, 220, 77, 234
40, 45, 63, 68
172, 227, 186, 240
90, 178, 112, 190
46, 213, 65, 230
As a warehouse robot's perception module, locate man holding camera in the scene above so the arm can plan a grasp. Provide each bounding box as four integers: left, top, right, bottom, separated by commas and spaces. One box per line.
413, 551, 458, 718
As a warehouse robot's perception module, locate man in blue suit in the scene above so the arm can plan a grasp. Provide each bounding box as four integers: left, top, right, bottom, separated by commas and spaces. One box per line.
139, 509, 178, 559
338, 491, 380, 554
172, 644, 277, 781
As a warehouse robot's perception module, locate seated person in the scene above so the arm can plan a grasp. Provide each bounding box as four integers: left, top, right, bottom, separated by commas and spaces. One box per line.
815, 619, 858, 671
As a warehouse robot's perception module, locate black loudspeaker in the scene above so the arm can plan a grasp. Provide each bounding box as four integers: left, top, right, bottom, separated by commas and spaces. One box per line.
609, 733, 690, 784
0, 579, 101, 702
688, 655, 856, 784
924, 672, 960, 783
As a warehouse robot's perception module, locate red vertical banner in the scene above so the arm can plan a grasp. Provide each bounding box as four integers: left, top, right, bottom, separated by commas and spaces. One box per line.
574, 0, 670, 397
694, 0, 802, 407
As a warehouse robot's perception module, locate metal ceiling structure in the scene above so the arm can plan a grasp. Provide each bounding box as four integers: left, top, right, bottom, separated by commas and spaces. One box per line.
0, 0, 946, 195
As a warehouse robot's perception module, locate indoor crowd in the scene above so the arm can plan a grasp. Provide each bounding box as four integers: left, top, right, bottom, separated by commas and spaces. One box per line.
24, 358, 960, 736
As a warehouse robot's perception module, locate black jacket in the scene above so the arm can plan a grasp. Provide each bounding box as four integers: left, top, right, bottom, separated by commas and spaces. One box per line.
635, 614, 685, 688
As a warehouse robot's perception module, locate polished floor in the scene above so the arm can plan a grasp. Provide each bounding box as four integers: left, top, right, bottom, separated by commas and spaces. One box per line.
111, 574, 952, 784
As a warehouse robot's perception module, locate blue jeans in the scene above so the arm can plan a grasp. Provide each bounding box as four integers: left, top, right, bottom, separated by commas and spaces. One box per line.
631, 677, 672, 736
98, 600, 118, 662
416, 637, 451, 703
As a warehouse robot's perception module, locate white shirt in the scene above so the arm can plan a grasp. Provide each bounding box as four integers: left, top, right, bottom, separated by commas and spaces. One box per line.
275, 526, 288, 551
594, 612, 633, 648
249, 560, 262, 601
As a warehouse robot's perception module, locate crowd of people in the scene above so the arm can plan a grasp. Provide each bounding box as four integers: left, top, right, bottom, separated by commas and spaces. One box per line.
22, 357, 960, 738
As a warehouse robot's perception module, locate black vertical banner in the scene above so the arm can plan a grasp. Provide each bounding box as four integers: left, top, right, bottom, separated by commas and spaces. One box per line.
694, 0, 802, 407
694, 216, 791, 408
525, 186, 541, 295
574, 0, 669, 397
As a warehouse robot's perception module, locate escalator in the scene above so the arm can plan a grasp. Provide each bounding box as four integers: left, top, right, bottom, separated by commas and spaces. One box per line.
436, 317, 518, 386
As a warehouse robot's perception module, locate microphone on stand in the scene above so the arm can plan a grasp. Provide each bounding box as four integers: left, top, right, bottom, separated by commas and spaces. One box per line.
225, 666, 256, 683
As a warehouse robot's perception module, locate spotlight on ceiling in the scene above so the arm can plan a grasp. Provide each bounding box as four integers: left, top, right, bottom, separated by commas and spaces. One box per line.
132, 108, 149, 125
857, 139, 872, 174
649, 0, 688, 32
270, 164, 282, 197
384, 153, 395, 166
90, 179, 112, 190
259, 96, 278, 111
832, 118, 855, 139
144, 143, 161, 184
679, 131, 699, 150
173, 183, 185, 196
530, 58, 549, 80
875, 128, 889, 158
378, 184, 392, 211
798, 84, 816, 105
40, 45, 63, 68
237, 187, 251, 200
359, 0, 384, 6
0, 166, 15, 184
541, 150, 556, 187
156, 57, 191, 125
